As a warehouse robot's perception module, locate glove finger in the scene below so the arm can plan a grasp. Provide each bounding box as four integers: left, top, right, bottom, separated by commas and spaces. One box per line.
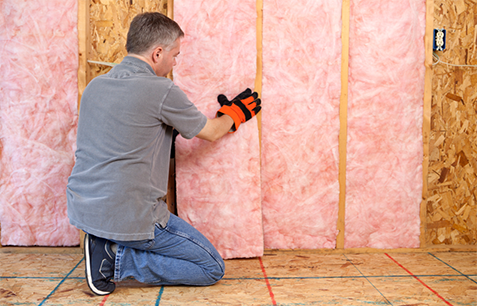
250, 92, 258, 99
235, 88, 252, 100
241, 96, 256, 108
245, 98, 261, 109
251, 98, 261, 107
217, 94, 230, 106
252, 105, 261, 115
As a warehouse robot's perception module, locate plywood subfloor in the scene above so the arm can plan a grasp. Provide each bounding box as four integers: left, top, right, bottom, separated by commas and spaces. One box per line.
0, 250, 475, 305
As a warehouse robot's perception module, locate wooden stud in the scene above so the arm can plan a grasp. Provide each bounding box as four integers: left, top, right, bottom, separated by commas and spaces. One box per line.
255, 0, 263, 145
264, 244, 477, 255
167, 0, 174, 20
166, 158, 177, 214
166, 0, 174, 80
420, 0, 434, 248
77, 0, 91, 112
77, 0, 91, 249
165, 0, 176, 214
336, 0, 351, 250
0, 247, 83, 254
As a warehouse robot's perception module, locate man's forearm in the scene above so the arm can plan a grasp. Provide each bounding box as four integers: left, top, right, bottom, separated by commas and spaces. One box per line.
195, 115, 234, 142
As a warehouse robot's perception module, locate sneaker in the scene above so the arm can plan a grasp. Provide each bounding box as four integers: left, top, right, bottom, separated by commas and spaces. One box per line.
84, 233, 116, 295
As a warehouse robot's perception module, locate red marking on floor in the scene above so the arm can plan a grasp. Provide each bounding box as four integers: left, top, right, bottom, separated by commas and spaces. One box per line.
259, 257, 277, 306
98, 294, 109, 306
385, 253, 453, 306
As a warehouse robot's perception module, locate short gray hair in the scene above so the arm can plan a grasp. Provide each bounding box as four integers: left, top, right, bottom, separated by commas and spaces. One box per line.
126, 12, 184, 54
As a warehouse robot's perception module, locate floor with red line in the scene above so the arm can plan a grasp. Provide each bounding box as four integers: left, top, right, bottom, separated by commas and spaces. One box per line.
0, 250, 476, 305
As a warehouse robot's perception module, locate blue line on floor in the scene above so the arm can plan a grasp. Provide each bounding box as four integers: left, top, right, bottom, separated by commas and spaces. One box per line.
38, 257, 84, 306
428, 252, 477, 285
0, 276, 65, 280
155, 286, 165, 306
344, 254, 393, 305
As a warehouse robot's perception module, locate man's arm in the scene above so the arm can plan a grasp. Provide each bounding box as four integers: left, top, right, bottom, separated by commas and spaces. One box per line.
195, 89, 261, 142
195, 115, 234, 142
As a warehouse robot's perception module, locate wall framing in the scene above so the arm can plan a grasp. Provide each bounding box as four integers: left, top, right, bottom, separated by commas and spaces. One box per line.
4, 0, 471, 253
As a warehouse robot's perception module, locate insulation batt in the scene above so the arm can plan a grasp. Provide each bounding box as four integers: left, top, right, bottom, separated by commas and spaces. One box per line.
0, 0, 79, 245
173, 0, 263, 259
261, 0, 342, 249
345, 0, 426, 248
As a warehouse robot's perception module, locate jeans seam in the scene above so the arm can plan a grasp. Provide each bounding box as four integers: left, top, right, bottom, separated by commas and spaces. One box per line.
114, 245, 123, 282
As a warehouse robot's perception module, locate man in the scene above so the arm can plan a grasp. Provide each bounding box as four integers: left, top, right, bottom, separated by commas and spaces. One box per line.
66, 12, 260, 296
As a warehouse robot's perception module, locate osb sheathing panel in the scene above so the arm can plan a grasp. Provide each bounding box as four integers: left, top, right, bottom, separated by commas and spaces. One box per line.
427, 0, 477, 246
89, 0, 168, 79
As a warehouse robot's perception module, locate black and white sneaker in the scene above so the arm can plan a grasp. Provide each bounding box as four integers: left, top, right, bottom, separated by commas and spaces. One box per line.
84, 233, 116, 295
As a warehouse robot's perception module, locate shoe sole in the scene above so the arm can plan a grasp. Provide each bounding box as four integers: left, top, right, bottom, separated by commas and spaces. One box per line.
84, 234, 113, 296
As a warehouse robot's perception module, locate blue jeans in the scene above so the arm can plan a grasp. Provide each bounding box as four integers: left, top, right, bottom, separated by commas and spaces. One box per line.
110, 214, 225, 286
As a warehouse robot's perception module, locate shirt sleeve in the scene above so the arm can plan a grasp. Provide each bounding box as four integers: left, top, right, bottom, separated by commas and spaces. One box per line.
160, 84, 207, 139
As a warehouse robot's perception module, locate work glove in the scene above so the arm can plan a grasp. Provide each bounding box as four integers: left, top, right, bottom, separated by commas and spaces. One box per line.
216, 88, 261, 132
217, 88, 253, 107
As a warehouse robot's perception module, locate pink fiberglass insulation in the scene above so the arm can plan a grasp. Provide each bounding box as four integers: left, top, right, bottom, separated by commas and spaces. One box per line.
344, 0, 426, 249
261, 0, 342, 249
0, 0, 79, 246
173, 0, 263, 259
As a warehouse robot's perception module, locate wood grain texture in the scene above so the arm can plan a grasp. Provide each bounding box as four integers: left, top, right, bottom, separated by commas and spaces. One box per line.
426, 0, 477, 247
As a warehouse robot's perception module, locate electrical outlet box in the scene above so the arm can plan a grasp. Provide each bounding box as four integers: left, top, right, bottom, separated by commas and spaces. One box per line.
433, 29, 446, 51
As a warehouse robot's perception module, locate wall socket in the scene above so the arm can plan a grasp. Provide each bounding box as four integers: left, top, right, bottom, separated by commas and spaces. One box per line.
433, 29, 446, 51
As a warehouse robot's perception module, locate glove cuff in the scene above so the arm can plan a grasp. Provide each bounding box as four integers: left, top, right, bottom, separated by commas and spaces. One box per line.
216, 105, 241, 133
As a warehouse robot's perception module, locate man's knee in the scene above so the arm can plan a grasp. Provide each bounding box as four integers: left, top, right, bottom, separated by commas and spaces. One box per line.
202, 260, 225, 285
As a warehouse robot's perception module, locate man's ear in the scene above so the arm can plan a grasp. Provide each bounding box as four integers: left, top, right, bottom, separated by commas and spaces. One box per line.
151, 46, 163, 63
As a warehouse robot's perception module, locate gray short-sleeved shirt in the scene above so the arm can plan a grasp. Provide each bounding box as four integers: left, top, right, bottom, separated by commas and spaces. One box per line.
66, 56, 207, 241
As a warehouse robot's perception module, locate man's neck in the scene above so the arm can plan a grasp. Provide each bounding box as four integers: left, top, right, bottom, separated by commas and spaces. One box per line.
128, 53, 150, 65
127, 53, 157, 76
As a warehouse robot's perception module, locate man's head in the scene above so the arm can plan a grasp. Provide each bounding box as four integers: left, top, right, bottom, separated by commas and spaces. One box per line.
126, 12, 184, 55
126, 12, 184, 77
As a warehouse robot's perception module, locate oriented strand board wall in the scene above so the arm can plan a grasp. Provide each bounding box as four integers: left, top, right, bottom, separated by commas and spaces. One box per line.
88, 0, 168, 78
426, 0, 477, 246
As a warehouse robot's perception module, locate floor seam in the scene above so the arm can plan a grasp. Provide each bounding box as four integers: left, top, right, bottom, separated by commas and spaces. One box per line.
38, 257, 84, 306
428, 252, 477, 285
343, 254, 393, 305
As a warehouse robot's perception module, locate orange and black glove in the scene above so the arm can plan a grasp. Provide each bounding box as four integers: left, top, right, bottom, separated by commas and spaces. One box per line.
216, 88, 261, 132
217, 88, 252, 107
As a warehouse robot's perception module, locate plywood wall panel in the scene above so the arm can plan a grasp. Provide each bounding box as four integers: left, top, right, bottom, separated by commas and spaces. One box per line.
426, 0, 477, 246
88, 0, 168, 78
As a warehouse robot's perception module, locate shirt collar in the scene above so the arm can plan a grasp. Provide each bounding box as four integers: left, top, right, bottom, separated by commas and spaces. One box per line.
121, 56, 156, 76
